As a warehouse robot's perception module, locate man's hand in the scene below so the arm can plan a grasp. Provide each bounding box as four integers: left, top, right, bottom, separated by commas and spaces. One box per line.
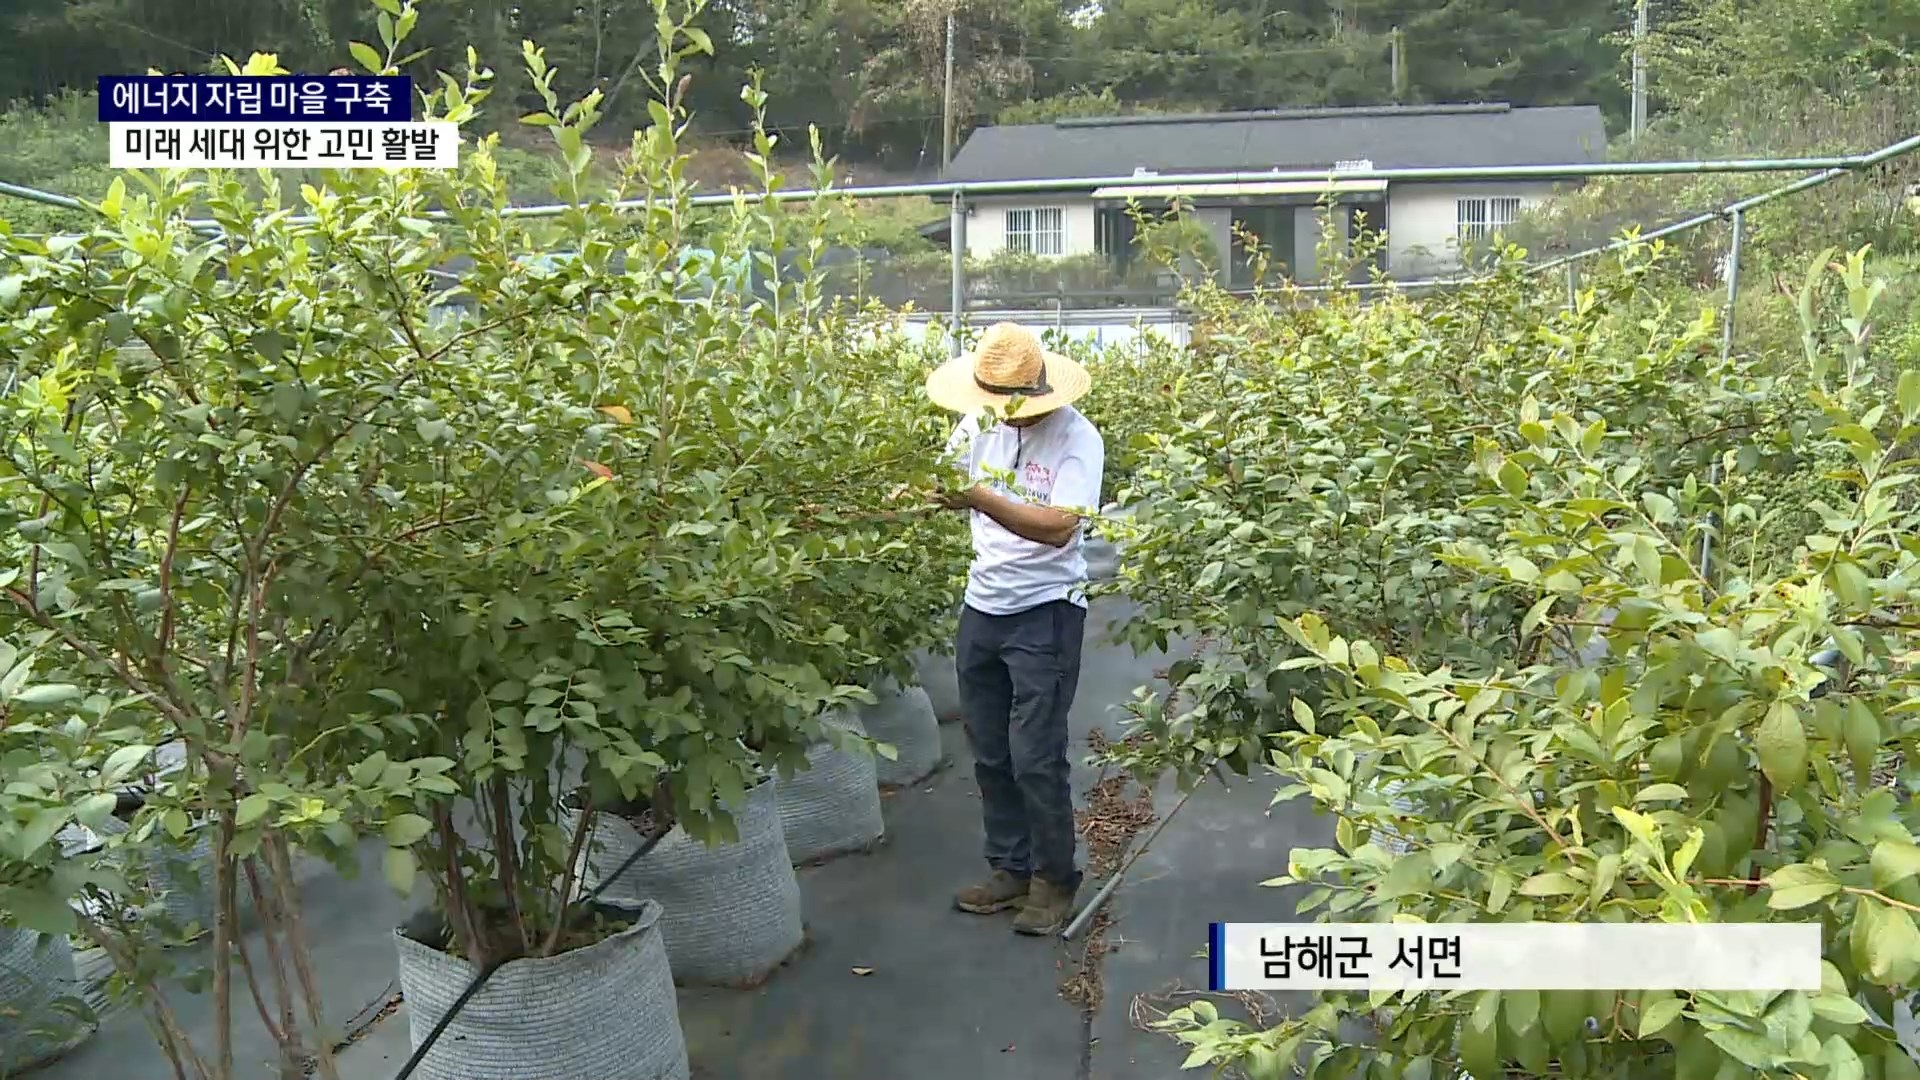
891, 481, 973, 512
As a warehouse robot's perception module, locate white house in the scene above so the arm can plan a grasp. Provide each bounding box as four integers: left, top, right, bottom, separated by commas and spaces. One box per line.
939, 103, 1609, 284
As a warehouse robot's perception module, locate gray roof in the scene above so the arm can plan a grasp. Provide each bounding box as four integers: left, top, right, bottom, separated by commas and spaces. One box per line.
944, 104, 1609, 183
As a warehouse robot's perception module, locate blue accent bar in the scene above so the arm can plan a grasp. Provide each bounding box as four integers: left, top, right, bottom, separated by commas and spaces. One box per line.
1208, 922, 1226, 992
98, 76, 413, 123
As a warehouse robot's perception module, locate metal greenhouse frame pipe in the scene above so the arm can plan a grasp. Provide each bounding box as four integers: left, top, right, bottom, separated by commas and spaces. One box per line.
496, 148, 1909, 220
0, 179, 89, 213
1531, 131, 1920, 274
3, 134, 1915, 242
948, 193, 967, 358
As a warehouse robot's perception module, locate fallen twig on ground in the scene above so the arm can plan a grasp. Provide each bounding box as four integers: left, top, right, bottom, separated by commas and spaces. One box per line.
1059, 773, 1160, 1012
1127, 981, 1281, 1035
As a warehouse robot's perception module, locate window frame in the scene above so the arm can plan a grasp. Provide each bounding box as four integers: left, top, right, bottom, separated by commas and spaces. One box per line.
1005, 206, 1066, 256
1456, 195, 1524, 247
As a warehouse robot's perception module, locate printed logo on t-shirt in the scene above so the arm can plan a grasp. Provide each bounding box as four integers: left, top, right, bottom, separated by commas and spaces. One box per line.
1022, 460, 1055, 498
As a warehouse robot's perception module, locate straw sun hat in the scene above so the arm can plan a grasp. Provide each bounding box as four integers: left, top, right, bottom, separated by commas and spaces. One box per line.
925, 322, 1091, 420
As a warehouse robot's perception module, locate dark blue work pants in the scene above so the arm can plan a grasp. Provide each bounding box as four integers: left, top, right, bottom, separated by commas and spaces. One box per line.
955, 600, 1087, 891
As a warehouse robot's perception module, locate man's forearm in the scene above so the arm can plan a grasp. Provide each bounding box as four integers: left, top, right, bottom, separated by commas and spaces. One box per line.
965, 486, 1081, 548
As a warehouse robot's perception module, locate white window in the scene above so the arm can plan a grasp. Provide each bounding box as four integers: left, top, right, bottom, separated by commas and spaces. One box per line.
1457, 196, 1524, 245
1004, 207, 1065, 256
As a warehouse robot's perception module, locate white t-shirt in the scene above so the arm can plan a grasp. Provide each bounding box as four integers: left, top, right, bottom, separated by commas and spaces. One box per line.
943, 405, 1106, 616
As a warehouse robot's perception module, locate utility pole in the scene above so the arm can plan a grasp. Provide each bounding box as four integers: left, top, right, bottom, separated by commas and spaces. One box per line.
942, 11, 957, 172
1631, 0, 1649, 142
1390, 26, 1406, 102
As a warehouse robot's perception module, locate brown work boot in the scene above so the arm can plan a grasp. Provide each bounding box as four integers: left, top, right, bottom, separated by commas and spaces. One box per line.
1012, 878, 1077, 936
953, 869, 1030, 914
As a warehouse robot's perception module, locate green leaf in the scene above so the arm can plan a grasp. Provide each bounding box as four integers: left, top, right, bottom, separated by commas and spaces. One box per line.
1542, 989, 1587, 1043
1642, 492, 1677, 524
1581, 419, 1606, 456
1764, 863, 1842, 910
1633, 783, 1689, 804
1639, 994, 1685, 1038
1503, 988, 1540, 1041
349, 41, 384, 72
73, 792, 118, 829
16, 806, 71, 859
1672, 827, 1705, 880
99, 176, 126, 219
1859, 902, 1920, 986
383, 813, 432, 847
1632, 535, 1662, 587
1706, 1026, 1784, 1070
1497, 460, 1527, 497
13, 683, 81, 708
1831, 560, 1873, 609
1808, 993, 1869, 1025
369, 688, 405, 708
1486, 867, 1515, 913
1871, 841, 1920, 891
1290, 697, 1315, 734
1900, 369, 1920, 422
1755, 700, 1808, 794
1460, 991, 1501, 1080
1845, 700, 1881, 790
383, 845, 417, 895
0, 884, 76, 934
1518, 871, 1582, 897
1520, 595, 1556, 637
1885, 1044, 1920, 1080
1611, 805, 1661, 851
101, 743, 155, 783
682, 26, 714, 55
236, 794, 273, 827
1824, 1034, 1866, 1080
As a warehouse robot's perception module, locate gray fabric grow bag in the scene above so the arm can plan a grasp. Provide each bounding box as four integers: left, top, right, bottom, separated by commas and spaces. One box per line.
776, 712, 886, 864
912, 648, 964, 723
0, 926, 96, 1073
393, 898, 689, 1080
858, 677, 944, 787
576, 781, 804, 987
94, 816, 216, 935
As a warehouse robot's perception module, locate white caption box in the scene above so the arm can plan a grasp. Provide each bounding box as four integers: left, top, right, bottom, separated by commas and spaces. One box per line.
108, 122, 460, 169
1212, 922, 1822, 992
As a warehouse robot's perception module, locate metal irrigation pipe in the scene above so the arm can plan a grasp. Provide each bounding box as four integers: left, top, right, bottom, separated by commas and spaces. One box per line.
1061, 761, 1218, 942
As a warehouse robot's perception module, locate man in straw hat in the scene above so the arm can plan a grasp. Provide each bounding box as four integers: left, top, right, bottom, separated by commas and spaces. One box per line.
923, 322, 1104, 936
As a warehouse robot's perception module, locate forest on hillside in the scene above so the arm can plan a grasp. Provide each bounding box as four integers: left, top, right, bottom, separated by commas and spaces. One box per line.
3, 0, 1910, 168
0, 0, 1915, 265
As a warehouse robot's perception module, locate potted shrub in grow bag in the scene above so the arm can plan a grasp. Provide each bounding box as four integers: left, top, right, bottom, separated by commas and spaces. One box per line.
857, 674, 944, 789
569, 773, 805, 986
766, 330, 970, 765
771, 712, 885, 866
0, 639, 122, 1073
67, 745, 228, 941
88, 812, 215, 939
325, 20, 911, 1071
912, 644, 966, 724
0, 158, 406, 1080
0, 924, 95, 1073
